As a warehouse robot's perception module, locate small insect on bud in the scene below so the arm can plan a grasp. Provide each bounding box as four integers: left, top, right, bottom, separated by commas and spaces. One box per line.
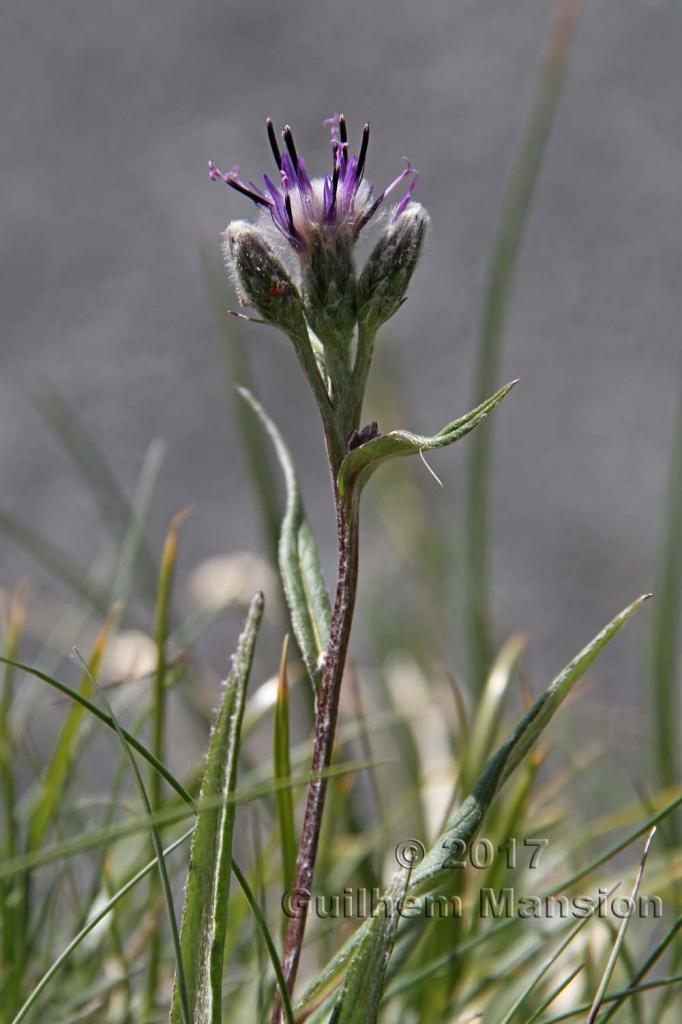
357, 202, 429, 331
224, 222, 307, 335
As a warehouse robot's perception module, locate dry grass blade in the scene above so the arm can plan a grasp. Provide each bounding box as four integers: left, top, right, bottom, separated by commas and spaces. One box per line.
584, 827, 657, 1024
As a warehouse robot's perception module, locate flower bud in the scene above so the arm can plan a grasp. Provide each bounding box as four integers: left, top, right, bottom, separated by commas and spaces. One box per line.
224, 222, 307, 335
357, 203, 429, 330
302, 233, 357, 348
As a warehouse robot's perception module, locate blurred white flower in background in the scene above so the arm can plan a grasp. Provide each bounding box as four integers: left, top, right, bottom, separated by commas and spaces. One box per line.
186, 552, 278, 613
101, 629, 157, 683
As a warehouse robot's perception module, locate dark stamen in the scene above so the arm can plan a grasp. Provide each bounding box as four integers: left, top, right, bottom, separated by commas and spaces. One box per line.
282, 125, 299, 171
338, 115, 348, 166
356, 123, 370, 180
330, 145, 340, 215
266, 118, 282, 169
226, 177, 271, 208
284, 193, 296, 232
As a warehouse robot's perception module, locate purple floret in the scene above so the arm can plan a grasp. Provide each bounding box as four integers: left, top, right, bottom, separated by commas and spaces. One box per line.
209, 115, 419, 255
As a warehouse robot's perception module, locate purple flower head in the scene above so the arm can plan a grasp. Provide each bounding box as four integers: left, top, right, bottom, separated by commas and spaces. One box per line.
209, 116, 419, 257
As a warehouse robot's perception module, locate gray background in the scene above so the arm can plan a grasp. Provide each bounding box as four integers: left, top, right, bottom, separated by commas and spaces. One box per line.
1, 1, 680, 766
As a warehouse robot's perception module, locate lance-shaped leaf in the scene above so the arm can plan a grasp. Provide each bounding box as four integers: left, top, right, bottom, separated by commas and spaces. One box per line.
170, 592, 264, 1024
238, 387, 331, 692
411, 593, 650, 889
295, 595, 650, 1020
329, 873, 407, 1024
337, 380, 517, 500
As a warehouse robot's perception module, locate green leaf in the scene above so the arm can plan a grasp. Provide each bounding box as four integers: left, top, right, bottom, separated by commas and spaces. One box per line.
411, 594, 650, 890
238, 387, 331, 691
28, 606, 120, 852
329, 873, 407, 1024
337, 380, 517, 500
0, 509, 110, 616
9, 827, 195, 1024
170, 593, 263, 1024
460, 632, 527, 794
148, 508, 190, 1009
584, 828, 656, 1024
70, 651, 191, 1024
274, 636, 297, 907
297, 594, 649, 1017
0, 656, 194, 808
111, 438, 166, 605
495, 886, 616, 1024
652, 361, 682, 803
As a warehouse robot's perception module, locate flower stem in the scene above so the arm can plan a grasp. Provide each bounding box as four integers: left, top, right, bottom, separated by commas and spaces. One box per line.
273, 488, 360, 1021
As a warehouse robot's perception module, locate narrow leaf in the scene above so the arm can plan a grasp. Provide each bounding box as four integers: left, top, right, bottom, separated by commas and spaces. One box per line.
0, 656, 194, 808
297, 594, 649, 1015
238, 387, 331, 690
497, 886, 617, 1024
274, 635, 297, 903
72, 651, 191, 1024
652, 360, 682, 806
148, 508, 191, 1008
9, 827, 195, 1024
585, 828, 656, 1024
0, 509, 110, 615
170, 592, 264, 1024
412, 595, 650, 889
330, 873, 408, 1024
28, 605, 120, 851
337, 381, 517, 499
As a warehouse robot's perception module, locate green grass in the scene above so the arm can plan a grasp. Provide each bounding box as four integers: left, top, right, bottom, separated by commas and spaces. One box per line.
1, 2, 681, 1020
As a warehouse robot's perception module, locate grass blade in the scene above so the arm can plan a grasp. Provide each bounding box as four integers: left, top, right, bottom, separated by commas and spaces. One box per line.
522, 962, 586, 1024
28, 605, 120, 851
238, 387, 331, 692
329, 871, 409, 1024
111, 438, 166, 604
1, 586, 27, 1013
0, 655, 194, 807
412, 595, 650, 889
584, 828, 656, 1024
598, 910, 682, 1022
296, 595, 649, 1015
230, 858, 296, 1024
0, 509, 110, 615
9, 826, 195, 1024
465, 0, 583, 692
460, 633, 527, 794
652, 362, 682, 810
147, 508, 190, 1009
72, 650, 191, 1024
170, 593, 264, 1024
540, 976, 682, 1023
274, 635, 297, 909
497, 887, 618, 1024
34, 389, 161, 605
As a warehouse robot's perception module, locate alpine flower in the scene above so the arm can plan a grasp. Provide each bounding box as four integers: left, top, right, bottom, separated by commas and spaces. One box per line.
209, 115, 420, 257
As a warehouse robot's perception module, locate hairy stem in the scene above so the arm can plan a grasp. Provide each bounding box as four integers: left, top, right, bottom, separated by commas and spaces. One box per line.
273, 490, 360, 1021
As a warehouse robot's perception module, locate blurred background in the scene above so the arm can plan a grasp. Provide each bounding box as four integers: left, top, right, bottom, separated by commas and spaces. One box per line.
1, 0, 681, 772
